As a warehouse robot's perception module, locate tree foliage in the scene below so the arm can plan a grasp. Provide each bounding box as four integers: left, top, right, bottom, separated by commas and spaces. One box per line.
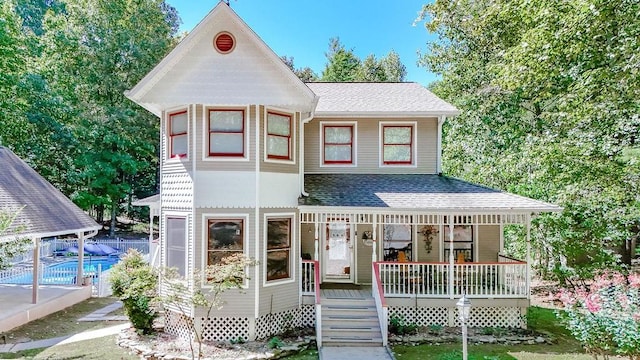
0, 0, 178, 234
419, 0, 640, 281
0, 209, 31, 271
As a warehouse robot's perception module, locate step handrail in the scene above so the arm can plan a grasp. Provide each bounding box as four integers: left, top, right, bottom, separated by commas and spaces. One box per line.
372, 261, 388, 347
312, 260, 322, 347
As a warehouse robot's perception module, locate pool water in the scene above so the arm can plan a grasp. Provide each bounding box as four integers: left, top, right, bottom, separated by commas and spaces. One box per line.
2, 257, 120, 285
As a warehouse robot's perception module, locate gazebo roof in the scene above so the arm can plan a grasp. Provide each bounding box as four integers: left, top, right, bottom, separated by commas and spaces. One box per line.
0, 146, 100, 242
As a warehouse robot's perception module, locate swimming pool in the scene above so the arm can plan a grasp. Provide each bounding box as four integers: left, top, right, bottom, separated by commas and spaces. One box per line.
1, 257, 120, 285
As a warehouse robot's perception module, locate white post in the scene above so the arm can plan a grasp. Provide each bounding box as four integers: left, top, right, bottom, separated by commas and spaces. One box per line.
372, 215, 378, 262
314, 220, 319, 261
449, 215, 454, 299
31, 237, 40, 304
526, 214, 531, 300
77, 232, 85, 287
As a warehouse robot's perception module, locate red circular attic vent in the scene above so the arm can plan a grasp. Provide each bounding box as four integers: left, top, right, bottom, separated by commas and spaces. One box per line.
214, 32, 235, 54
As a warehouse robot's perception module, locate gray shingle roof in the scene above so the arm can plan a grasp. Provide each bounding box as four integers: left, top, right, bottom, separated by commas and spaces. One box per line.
306, 82, 460, 115
302, 174, 561, 212
0, 147, 100, 241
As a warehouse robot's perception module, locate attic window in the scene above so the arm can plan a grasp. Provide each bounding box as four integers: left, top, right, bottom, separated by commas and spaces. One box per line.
214, 32, 235, 54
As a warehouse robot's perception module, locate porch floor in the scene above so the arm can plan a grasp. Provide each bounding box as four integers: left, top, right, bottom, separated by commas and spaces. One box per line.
320, 285, 372, 299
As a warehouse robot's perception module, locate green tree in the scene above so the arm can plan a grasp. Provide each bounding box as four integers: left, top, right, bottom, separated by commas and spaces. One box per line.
0, 210, 31, 271
356, 54, 387, 81
419, 0, 640, 281
37, 0, 178, 232
321, 37, 361, 82
281, 55, 318, 82
381, 49, 406, 82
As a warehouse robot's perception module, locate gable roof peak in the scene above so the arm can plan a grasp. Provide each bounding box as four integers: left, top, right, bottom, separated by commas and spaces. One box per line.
126, 2, 316, 116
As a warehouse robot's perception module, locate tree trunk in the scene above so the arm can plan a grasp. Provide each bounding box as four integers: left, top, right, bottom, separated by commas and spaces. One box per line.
96, 204, 104, 224
110, 202, 117, 238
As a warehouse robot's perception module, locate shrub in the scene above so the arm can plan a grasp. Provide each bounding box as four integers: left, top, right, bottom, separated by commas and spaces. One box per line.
556, 271, 640, 358
109, 249, 158, 334
389, 315, 418, 335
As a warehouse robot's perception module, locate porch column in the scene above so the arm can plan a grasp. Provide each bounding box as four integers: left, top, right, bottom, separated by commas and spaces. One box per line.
371, 215, 377, 262
448, 215, 454, 299
77, 232, 84, 287
31, 236, 40, 304
314, 221, 319, 261
526, 214, 531, 300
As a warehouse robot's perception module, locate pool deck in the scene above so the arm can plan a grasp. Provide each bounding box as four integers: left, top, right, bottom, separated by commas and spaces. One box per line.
0, 284, 92, 334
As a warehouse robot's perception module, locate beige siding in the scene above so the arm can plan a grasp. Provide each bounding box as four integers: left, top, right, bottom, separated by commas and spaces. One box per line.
355, 224, 373, 284
194, 207, 256, 317
195, 104, 257, 172
417, 227, 441, 262
261, 110, 300, 173
258, 208, 300, 316
304, 117, 438, 174
477, 225, 501, 262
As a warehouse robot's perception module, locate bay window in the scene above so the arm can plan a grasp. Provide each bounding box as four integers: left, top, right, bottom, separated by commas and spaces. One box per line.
169, 111, 188, 158
266, 111, 292, 160
266, 218, 291, 281
209, 109, 245, 157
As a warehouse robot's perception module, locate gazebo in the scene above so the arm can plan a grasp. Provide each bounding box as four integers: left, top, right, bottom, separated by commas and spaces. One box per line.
0, 146, 101, 304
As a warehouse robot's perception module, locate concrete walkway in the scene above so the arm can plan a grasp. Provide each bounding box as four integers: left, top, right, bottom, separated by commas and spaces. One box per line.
320, 346, 395, 360
77, 300, 127, 321
0, 301, 129, 353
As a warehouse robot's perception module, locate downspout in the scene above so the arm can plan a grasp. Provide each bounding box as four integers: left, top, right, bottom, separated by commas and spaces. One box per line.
299, 99, 317, 197
437, 116, 445, 174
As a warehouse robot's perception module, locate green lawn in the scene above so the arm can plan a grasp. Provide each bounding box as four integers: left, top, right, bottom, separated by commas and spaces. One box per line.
0, 335, 138, 360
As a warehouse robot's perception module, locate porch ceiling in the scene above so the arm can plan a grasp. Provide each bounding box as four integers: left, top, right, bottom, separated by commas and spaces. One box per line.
301, 174, 561, 213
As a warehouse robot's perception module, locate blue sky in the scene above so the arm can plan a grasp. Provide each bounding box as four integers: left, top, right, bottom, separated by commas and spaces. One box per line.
165, 0, 439, 86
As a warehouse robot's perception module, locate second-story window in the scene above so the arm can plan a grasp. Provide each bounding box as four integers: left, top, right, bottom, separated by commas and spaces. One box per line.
266, 111, 292, 160
323, 125, 353, 165
382, 124, 414, 165
209, 109, 245, 157
169, 111, 188, 158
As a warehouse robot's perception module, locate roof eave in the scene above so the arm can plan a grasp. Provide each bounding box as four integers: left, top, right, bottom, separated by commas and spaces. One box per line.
313, 110, 461, 118
0, 225, 102, 243
298, 205, 563, 214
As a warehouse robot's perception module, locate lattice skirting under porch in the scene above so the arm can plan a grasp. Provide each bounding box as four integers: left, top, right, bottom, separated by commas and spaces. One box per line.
164, 305, 316, 342
389, 306, 526, 328
254, 304, 315, 340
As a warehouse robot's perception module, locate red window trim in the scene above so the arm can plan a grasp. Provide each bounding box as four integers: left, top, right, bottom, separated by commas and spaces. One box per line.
382, 124, 413, 165
323, 124, 354, 165
208, 109, 245, 157
266, 217, 292, 281
168, 110, 188, 159
266, 111, 292, 160
206, 218, 244, 266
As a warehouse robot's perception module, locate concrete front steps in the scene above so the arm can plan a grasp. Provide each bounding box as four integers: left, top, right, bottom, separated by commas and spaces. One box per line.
321, 295, 383, 347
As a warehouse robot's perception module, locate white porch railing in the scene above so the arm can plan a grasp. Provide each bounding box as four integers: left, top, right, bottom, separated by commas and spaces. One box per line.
302, 260, 322, 347
377, 260, 528, 298
372, 262, 388, 347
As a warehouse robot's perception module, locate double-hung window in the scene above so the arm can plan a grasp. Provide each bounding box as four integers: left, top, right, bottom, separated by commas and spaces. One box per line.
169, 111, 188, 158
266, 112, 292, 160
207, 219, 244, 266
166, 217, 186, 276
323, 124, 354, 165
209, 110, 245, 157
382, 124, 414, 165
266, 218, 291, 281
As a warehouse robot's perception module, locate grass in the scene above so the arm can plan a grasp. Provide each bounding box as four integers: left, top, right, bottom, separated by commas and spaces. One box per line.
0, 335, 138, 360
2, 297, 125, 342
392, 307, 589, 360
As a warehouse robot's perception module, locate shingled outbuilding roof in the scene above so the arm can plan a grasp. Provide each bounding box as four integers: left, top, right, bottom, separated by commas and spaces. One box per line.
0, 147, 100, 242
306, 82, 460, 117
302, 174, 561, 212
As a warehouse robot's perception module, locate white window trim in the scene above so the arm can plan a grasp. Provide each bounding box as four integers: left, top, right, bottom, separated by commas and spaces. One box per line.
164, 211, 189, 277
166, 106, 190, 163
202, 105, 251, 162
201, 213, 250, 289
319, 121, 358, 167
263, 106, 296, 165
263, 212, 296, 287
378, 121, 418, 168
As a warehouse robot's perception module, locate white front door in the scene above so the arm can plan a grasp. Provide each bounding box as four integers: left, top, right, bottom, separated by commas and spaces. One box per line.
323, 222, 354, 282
